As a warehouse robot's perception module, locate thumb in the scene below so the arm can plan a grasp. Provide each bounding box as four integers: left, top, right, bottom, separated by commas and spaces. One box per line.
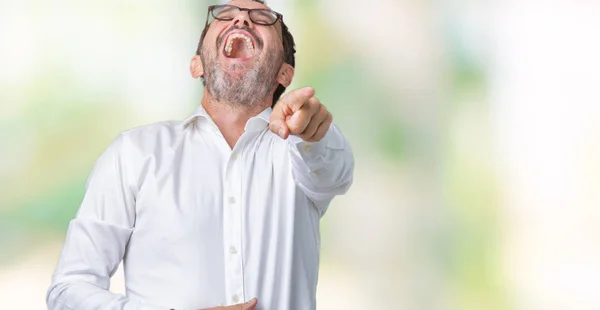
271, 86, 314, 139
269, 119, 290, 139
243, 298, 258, 310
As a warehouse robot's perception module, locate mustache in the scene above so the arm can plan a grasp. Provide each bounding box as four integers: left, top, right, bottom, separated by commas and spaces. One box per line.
217, 26, 263, 50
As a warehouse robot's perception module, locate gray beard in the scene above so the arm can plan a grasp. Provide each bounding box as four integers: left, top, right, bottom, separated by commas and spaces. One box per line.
200, 45, 282, 109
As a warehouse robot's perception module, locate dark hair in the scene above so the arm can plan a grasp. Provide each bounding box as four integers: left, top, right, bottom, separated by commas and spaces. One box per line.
196, 1, 296, 107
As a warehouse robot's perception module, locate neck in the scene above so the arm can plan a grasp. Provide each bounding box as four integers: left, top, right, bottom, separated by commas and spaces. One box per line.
201, 90, 271, 149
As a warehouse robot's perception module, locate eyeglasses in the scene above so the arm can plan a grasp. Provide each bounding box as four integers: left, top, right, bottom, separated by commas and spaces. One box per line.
205, 4, 283, 27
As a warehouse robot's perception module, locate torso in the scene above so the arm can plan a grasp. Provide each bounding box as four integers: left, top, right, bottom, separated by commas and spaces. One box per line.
120, 118, 321, 310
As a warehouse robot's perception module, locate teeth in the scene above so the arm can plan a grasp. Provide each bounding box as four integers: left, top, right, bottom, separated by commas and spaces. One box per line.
224, 33, 255, 57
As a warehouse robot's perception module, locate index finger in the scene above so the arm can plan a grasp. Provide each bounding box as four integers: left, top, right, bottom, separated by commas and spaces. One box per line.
277, 86, 315, 113
243, 298, 258, 310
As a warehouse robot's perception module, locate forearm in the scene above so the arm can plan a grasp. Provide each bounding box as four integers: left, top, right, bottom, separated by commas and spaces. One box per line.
288, 124, 354, 203
47, 279, 155, 310
47, 218, 148, 310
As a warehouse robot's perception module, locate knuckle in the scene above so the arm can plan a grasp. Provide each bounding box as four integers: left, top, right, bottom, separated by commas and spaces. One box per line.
319, 107, 328, 118
313, 98, 321, 107
288, 125, 299, 134
291, 123, 303, 134
313, 104, 322, 115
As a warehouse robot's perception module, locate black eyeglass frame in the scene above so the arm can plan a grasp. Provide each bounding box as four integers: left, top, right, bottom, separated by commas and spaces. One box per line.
205, 4, 283, 27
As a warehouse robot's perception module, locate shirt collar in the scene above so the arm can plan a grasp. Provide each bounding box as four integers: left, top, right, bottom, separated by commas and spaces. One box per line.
180, 105, 272, 133
244, 107, 272, 132
179, 105, 216, 132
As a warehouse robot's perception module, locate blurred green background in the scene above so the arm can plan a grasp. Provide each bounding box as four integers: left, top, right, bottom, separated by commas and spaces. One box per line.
2, 0, 600, 309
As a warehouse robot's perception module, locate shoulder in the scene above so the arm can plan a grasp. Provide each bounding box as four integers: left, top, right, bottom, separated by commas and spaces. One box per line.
121, 120, 182, 139
116, 120, 186, 152
94, 120, 186, 177
96, 120, 187, 164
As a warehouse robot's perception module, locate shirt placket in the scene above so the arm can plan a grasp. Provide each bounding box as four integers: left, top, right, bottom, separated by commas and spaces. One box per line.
223, 139, 245, 305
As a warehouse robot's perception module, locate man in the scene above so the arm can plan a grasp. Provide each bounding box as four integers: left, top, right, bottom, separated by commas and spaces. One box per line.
46, 0, 354, 309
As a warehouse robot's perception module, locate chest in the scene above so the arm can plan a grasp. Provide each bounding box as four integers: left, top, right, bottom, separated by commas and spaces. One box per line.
130, 130, 298, 239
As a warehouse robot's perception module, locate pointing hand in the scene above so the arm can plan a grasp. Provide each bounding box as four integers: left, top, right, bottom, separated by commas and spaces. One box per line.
270, 87, 333, 142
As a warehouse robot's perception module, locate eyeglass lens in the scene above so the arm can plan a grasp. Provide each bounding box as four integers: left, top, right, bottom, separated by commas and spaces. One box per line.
211, 5, 278, 25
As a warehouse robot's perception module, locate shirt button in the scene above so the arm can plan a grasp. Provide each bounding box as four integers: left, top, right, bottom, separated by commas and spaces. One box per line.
311, 169, 321, 175
229, 246, 238, 254
231, 153, 238, 160
232, 295, 239, 303
302, 144, 312, 152
228, 197, 236, 204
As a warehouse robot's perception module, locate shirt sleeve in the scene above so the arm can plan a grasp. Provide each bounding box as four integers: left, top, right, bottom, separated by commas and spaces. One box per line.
46, 135, 163, 310
287, 123, 354, 215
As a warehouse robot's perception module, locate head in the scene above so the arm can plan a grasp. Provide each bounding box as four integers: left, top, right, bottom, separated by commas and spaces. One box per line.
190, 0, 296, 108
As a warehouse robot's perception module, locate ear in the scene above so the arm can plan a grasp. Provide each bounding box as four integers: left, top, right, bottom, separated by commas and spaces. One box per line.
276, 63, 294, 88
190, 55, 204, 79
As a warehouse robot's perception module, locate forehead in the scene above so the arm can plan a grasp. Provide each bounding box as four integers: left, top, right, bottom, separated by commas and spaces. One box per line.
225, 0, 270, 10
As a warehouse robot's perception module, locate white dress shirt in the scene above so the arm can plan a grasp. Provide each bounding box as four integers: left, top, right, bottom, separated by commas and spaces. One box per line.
47, 106, 354, 310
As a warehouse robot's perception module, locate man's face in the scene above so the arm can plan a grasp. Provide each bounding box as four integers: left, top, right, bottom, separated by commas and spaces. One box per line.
199, 0, 285, 108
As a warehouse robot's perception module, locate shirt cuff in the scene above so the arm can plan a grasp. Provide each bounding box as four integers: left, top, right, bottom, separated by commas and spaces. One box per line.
286, 133, 329, 164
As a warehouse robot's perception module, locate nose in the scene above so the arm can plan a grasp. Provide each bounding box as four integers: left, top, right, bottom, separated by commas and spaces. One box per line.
232, 10, 253, 28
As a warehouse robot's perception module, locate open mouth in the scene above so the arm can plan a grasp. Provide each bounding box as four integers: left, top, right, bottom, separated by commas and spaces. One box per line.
223, 32, 256, 59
